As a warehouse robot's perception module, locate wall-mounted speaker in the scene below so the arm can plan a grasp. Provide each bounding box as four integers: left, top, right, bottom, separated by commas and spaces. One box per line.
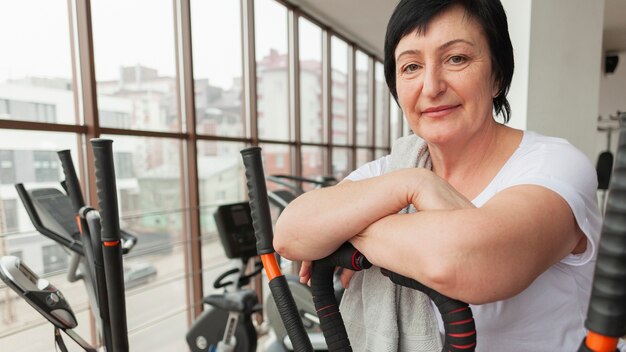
605, 55, 619, 74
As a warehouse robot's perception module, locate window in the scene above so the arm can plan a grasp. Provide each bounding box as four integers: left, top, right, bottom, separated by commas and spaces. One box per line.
2, 199, 18, 233
332, 147, 352, 181
0, 0, 76, 124
299, 17, 324, 144
374, 61, 389, 149
301, 146, 326, 191
42, 244, 68, 274
191, 0, 244, 138
390, 94, 403, 141
331, 37, 350, 145
0, 99, 57, 123
114, 152, 135, 179
33, 151, 59, 183
0, 1, 393, 350
92, 0, 179, 132
0, 150, 16, 184
355, 50, 371, 147
255, 0, 290, 141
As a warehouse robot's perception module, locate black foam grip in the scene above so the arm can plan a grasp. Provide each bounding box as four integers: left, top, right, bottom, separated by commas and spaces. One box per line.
584, 126, 626, 338
309, 243, 372, 352
240, 147, 275, 255
381, 269, 476, 352
269, 276, 314, 352
57, 150, 86, 212
310, 263, 352, 352
90, 139, 121, 242
102, 242, 129, 351
315, 243, 372, 271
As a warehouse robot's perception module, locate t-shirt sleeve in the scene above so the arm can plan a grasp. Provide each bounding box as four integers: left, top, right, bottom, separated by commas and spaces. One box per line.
499, 141, 602, 266
344, 155, 391, 182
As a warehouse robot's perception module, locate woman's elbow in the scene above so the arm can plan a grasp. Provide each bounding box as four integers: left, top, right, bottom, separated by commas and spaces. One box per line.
417, 261, 510, 305
273, 218, 294, 259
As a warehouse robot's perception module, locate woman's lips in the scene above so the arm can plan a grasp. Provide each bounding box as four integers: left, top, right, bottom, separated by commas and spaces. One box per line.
421, 104, 460, 117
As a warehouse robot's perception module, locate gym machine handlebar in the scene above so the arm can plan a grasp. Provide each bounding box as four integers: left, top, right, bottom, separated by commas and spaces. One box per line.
90, 138, 130, 352
241, 147, 476, 352
578, 123, 626, 352
241, 147, 315, 352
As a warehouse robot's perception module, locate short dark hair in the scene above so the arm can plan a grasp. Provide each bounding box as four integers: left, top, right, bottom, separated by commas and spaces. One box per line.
384, 0, 514, 122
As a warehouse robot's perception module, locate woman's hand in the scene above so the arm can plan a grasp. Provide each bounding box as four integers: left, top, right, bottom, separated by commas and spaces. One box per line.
299, 260, 355, 288
398, 168, 474, 211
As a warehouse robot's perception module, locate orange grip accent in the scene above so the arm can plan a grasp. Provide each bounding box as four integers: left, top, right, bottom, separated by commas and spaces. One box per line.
261, 254, 282, 280
586, 331, 619, 352
75, 216, 83, 234
104, 240, 120, 247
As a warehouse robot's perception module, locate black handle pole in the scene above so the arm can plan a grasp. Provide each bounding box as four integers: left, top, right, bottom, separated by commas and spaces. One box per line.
311, 243, 372, 352
579, 124, 626, 352
91, 138, 129, 352
57, 150, 86, 211
240, 147, 314, 352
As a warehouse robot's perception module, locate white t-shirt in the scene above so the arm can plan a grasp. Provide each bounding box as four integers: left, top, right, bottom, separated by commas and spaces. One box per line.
345, 131, 604, 351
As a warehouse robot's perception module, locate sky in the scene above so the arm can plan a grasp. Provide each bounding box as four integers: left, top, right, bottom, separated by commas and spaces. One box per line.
0, 0, 348, 90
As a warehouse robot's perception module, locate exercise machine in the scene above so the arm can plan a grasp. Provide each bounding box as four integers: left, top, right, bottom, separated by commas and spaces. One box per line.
241, 147, 477, 352
0, 256, 97, 352
14, 141, 134, 351
578, 117, 626, 351
185, 201, 328, 352
186, 201, 262, 352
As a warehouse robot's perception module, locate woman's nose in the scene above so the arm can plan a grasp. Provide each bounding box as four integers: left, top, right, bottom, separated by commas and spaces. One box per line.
422, 65, 446, 98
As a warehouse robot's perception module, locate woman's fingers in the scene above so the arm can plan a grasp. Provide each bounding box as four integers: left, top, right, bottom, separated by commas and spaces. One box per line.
340, 269, 355, 288
299, 260, 312, 285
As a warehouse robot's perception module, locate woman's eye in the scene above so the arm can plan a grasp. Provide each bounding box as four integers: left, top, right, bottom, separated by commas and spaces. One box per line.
403, 63, 420, 73
448, 55, 467, 65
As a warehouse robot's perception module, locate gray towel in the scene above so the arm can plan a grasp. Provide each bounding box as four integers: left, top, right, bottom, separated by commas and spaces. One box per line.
340, 134, 442, 351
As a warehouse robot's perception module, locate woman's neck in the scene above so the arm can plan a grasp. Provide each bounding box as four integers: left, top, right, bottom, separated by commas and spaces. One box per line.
428, 123, 521, 198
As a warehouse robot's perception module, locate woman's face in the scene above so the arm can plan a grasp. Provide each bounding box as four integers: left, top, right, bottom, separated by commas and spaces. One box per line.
395, 5, 498, 146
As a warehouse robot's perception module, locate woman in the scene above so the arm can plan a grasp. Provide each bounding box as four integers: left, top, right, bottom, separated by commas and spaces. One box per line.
274, 0, 602, 351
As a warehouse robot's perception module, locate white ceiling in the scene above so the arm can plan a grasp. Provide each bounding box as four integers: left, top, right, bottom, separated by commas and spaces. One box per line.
286, 0, 626, 57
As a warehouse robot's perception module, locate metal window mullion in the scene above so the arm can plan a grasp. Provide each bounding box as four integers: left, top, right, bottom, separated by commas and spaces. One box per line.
347, 44, 356, 170
384, 83, 391, 151
175, 0, 203, 322
242, 0, 258, 145
322, 30, 332, 175
368, 55, 375, 157
75, 0, 100, 209
289, 9, 301, 178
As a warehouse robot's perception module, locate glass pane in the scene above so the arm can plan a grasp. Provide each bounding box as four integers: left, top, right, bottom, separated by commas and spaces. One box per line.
196, 140, 247, 293
331, 36, 349, 145
260, 143, 293, 181
332, 147, 352, 181
299, 17, 324, 144
100, 135, 182, 231
0, 131, 87, 345
356, 148, 373, 168
301, 146, 326, 191
355, 51, 371, 146
390, 95, 402, 142
255, 0, 289, 141
0, 0, 76, 124
402, 108, 412, 137
0, 309, 91, 352
375, 149, 388, 159
191, 0, 245, 138
375, 61, 389, 148
98, 135, 187, 349
129, 310, 188, 351
92, 0, 180, 132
